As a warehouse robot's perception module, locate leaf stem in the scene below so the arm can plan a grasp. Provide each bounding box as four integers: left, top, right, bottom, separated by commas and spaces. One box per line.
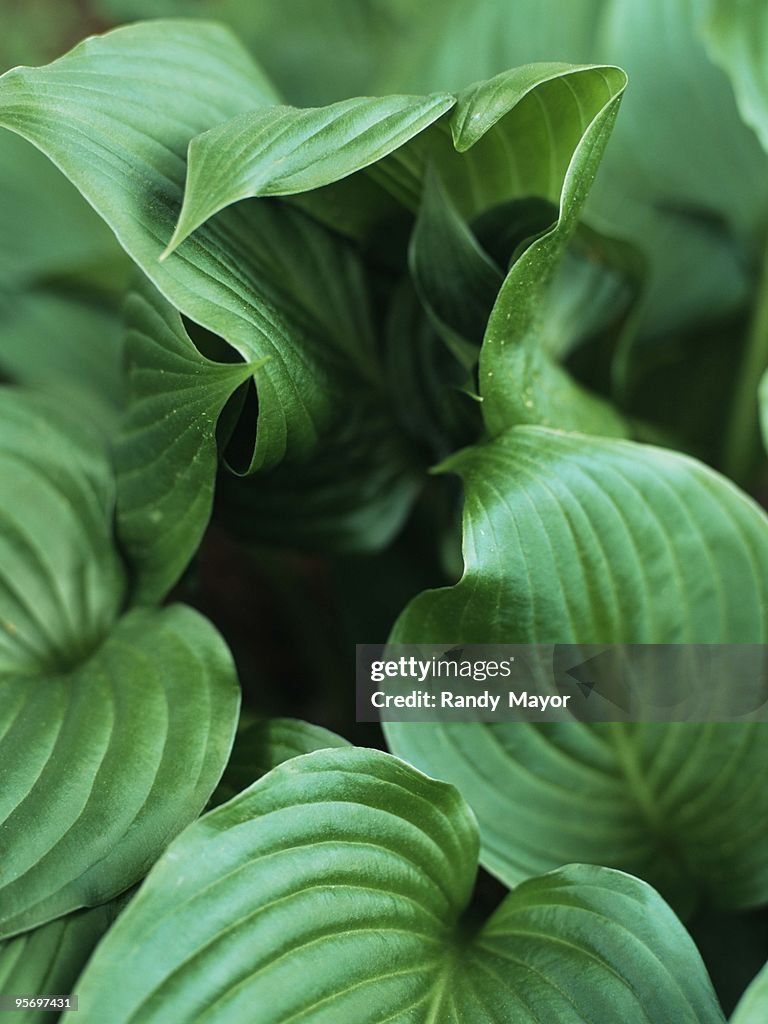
722, 236, 768, 483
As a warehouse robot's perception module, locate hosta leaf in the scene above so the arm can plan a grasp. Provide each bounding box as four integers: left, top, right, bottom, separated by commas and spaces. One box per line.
0, 133, 128, 428
593, 0, 768, 338
380, 0, 604, 93
461, 67, 629, 436
698, 1, 768, 159
385, 427, 768, 908
731, 961, 768, 1024
381, 0, 766, 336
409, 168, 503, 367
119, 279, 421, 572
70, 748, 724, 1024
166, 92, 454, 253
211, 717, 350, 806
116, 283, 257, 604
0, 391, 239, 937
0, 606, 239, 939
0, 392, 125, 674
214, 404, 423, 555
0, 20, 433, 539
0, 903, 119, 1023
0, 21, 316, 474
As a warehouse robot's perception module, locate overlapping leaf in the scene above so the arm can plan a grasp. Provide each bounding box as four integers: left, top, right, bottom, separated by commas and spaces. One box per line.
69, 748, 724, 1023
460, 67, 630, 436
165, 92, 455, 253
380, 0, 767, 338
211, 717, 350, 806
385, 426, 768, 908
699, 0, 768, 158
0, 902, 119, 1023
116, 283, 257, 603
731, 961, 768, 1024
0, 22, 455, 545
0, 391, 239, 938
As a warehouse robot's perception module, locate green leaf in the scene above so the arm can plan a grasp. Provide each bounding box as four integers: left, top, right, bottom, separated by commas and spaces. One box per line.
166, 92, 455, 253
0, 903, 119, 1023
732, 961, 768, 1024
591, 0, 768, 336
116, 283, 256, 604
0, 20, 433, 542
409, 168, 503, 368
761, 370, 768, 453
385, 427, 768, 907
458, 66, 630, 436
699, 0, 768, 159
0, 392, 125, 673
392, 426, 768, 642
70, 748, 724, 1023
0, 390, 240, 938
214, 403, 424, 555
381, 0, 767, 337
211, 718, 350, 806
0, 133, 129, 429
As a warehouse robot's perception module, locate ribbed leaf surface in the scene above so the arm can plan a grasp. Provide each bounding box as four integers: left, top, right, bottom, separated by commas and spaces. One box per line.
385, 426, 768, 908
70, 749, 724, 1024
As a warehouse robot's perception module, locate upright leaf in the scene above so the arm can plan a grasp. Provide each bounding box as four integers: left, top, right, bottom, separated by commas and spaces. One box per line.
699, 0, 768, 158
116, 283, 257, 603
69, 748, 724, 1024
455, 66, 630, 436
731, 961, 768, 1024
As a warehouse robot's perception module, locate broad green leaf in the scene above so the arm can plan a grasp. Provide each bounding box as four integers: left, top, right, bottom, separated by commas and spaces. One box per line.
594, 0, 768, 341
0, 606, 239, 938
116, 283, 257, 604
389, 427, 768, 642
166, 92, 455, 253
0, 18, 435, 537
0, 390, 239, 937
761, 370, 768, 453
70, 748, 724, 1024
0, 392, 125, 674
732, 962, 768, 1024
211, 718, 350, 805
385, 427, 768, 908
0, 903, 119, 1023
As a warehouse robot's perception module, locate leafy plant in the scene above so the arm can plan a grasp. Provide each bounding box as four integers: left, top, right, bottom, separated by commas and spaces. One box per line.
0, 2, 767, 1022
